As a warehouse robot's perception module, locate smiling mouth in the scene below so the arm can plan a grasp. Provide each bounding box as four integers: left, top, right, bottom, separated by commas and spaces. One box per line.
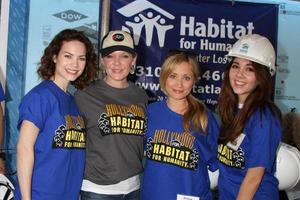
173, 89, 184, 94
66, 69, 79, 75
111, 69, 123, 73
234, 80, 246, 86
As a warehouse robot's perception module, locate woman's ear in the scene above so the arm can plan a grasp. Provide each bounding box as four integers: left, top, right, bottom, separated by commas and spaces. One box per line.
52, 55, 57, 64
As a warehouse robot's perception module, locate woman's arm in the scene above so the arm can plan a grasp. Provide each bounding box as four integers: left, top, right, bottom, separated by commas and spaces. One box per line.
17, 120, 39, 200
236, 167, 265, 200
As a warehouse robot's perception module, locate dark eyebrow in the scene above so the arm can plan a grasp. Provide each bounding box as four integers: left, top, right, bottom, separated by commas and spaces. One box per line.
62, 51, 86, 57
232, 61, 253, 66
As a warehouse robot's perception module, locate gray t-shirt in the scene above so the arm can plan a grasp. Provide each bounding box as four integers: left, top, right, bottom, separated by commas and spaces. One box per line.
75, 79, 148, 185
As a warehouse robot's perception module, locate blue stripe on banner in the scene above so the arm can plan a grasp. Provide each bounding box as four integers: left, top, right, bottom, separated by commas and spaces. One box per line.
5, 0, 29, 184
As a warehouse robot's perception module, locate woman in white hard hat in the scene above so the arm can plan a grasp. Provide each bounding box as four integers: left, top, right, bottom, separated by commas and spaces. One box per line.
217, 34, 282, 199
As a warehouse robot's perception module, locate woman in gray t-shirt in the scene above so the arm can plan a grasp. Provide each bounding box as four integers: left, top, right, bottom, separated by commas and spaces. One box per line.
75, 30, 148, 200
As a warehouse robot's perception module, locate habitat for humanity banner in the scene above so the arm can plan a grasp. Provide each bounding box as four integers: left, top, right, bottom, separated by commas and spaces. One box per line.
110, 0, 278, 110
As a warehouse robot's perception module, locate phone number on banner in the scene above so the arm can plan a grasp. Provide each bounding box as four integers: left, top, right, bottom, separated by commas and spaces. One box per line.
135, 66, 224, 82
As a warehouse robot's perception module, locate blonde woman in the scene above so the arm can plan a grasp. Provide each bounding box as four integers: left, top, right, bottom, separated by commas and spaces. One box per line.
75, 30, 148, 200
142, 50, 219, 200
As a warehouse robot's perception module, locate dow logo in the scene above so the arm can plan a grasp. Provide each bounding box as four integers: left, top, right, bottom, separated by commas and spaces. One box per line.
53, 10, 87, 22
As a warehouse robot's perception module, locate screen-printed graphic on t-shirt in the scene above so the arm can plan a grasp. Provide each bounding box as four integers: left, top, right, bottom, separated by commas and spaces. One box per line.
52, 115, 86, 149
217, 143, 245, 169
98, 104, 146, 136
146, 129, 199, 170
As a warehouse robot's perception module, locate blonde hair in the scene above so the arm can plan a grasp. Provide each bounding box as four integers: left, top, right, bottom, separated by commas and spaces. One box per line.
160, 51, 208, 134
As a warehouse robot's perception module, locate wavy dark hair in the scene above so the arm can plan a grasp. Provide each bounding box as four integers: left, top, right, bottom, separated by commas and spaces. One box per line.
217, 59, 282, 144
37, 29, 98, 89
160, 51, 208, 134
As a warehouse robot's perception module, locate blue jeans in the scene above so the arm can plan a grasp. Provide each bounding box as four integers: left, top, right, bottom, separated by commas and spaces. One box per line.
80, 189, 140, 200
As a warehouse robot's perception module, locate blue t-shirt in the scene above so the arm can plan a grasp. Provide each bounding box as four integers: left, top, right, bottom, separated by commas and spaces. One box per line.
142, 100, 219, 200
217, 107, 282, 200
14, 80, 86, 200
0, 83, 5, 102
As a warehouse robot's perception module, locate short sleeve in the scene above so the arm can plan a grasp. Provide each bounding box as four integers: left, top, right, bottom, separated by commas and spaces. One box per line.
206, 111, 220, 171
247, 111, 281, 171
194, 110, 220, 172
0, 83, 5, 102
144, 105, 152, 150
74, 89, 85, 117
18, 91, 47, 131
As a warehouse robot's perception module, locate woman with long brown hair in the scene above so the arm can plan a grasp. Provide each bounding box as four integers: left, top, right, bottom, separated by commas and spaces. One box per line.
217, 34, 282, 200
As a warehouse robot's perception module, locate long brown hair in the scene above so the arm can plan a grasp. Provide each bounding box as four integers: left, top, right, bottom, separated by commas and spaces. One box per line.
218, 60, 282, 143
37, 29, 98, 89
160, 51, 208, 134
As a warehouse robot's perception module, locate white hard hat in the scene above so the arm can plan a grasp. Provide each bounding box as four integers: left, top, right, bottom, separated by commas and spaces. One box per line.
0, 174, 14, 200
228, 34, 276, 76
276, 142, 300, 190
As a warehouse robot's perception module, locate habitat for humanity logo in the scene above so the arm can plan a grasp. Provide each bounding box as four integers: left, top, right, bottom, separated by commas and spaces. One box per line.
117, 0, 175, 47
53, 9, 87, 22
